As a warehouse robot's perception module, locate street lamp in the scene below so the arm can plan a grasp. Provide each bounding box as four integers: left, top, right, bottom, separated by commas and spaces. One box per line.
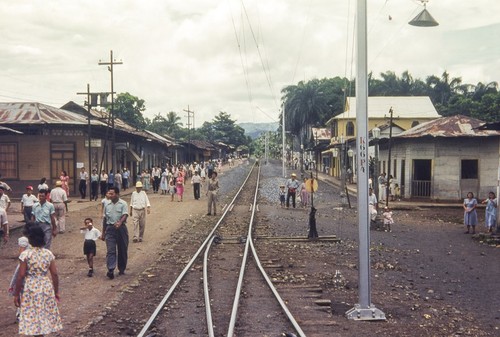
347, 0, 438, 322
409, 0, 439, 27
372, 126, 381, 199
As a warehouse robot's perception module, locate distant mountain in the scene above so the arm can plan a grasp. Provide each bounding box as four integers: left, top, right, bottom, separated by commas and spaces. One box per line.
239, 122, 279, 139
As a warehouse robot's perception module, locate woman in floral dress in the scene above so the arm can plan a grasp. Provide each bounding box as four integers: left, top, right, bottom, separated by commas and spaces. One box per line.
60, 170, 69, 196
14, 225, 62, 336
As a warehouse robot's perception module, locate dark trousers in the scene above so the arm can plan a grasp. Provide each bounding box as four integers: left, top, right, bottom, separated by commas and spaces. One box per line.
91, 181, 99, 200
105, 224, 129, 272
100, 181, 107, 197
193, 183, 201, 199
23, 206, 33, 223
286, 191, 296, 208
153, 176, 160, 192
79, 179, 87, 199
123, 178, 128, 190
37, 222, 53, 250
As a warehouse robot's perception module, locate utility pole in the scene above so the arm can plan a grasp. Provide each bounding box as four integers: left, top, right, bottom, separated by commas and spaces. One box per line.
77, 84, 93, 201
385, 107, 396, 207
99, 50, 122, 173
184, 106, 194, 163
77, 87, 112, 200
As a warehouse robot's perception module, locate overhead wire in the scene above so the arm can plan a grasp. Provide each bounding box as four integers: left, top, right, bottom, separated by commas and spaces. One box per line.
240, 0, 279, 111
228, 0, 254, 113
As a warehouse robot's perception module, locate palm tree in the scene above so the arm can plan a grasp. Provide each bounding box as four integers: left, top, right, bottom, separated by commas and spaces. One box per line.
281, 79, 330, 144
165, 111, 183, 135
426, 71, 462, 105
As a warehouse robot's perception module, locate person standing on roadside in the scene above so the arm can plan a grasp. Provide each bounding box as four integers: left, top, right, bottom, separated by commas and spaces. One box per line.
90, 169, 99, 201
285, 173, 300, 209
152, 166, 161, 193
368, 188, 378, 222
206, 171, 219, 216
130, 182, 151, 243
21, 186, 38, 224
31, 190, 57, 250
0, 185, 11, 212
100, 170, 108, 198
482, 191, 497, 233
50, 181, 68, 234
114, 170, 122, 192
60, 170, 70, 197
79, 167, 89, 199
463, 191, 478, 234
378, 172, 387, 202
102, 187, 128, 279
0, 206, 8, 247
122, 168, 129, 191
191, 170, 202, 200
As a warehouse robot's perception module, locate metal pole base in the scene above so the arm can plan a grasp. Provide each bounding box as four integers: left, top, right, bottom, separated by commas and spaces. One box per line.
346, 304, 386, 321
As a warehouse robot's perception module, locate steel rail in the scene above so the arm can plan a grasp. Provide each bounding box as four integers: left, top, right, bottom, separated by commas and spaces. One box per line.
137, 164, 256, 337
203, 235, 216, 337
226, 165, 306, 337
248, 231, 307, 337
226, 165, 261, 336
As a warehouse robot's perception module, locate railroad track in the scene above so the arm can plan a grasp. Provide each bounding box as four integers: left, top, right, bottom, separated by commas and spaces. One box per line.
137, 164, 305, 337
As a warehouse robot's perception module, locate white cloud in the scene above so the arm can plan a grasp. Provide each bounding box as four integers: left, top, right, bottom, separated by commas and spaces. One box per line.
0, 0, 498, 125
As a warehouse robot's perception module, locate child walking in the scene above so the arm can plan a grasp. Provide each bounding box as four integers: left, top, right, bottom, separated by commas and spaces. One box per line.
382, 206, 394, 232
168, 178, 176, 202
279, 185, 286, 208
80, 217, 101, 277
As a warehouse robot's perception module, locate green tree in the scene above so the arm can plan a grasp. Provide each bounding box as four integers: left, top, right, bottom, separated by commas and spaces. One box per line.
114, 92, 146, 129
282, 79, 330, 143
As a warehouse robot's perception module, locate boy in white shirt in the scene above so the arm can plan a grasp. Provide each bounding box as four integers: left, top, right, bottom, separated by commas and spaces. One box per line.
80, 217, 102, 277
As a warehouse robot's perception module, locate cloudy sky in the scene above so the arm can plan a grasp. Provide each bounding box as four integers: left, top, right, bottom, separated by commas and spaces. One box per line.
0, 0, 499, 126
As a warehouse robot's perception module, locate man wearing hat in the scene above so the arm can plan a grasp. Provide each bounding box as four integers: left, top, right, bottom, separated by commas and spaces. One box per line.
50, 181, 68, 234
21, 186, 38, 223
129, 181, 151, 243
285, 173, 300, 209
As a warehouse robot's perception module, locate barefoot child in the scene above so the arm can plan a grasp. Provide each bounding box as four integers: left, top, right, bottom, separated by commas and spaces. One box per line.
382, 206, 394, 232
80, 217, 101, 277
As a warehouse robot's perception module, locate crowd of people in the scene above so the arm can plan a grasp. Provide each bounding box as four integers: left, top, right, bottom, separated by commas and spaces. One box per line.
0, 157, 234, 336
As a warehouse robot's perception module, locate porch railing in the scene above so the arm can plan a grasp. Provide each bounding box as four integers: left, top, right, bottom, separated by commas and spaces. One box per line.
411, 180, 431, 197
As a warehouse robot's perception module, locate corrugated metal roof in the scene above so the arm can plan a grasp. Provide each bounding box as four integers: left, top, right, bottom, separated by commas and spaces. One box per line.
334, 96, 440, 119
0, 102, 105, 126
396, 115, 500, 138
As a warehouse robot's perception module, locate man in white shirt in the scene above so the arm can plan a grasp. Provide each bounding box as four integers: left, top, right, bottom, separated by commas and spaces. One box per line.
0, 207, 8, 247
21, 186, 38, 223
151, 166, 161, 193
50, 181, 69, 234
79, 167, 89, 199
0, 186, 11, 212
129, 181, 151, 243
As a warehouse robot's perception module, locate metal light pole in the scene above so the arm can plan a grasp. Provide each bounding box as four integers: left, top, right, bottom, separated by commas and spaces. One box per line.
346, 0, 386, 321
347, 0, 438, 321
